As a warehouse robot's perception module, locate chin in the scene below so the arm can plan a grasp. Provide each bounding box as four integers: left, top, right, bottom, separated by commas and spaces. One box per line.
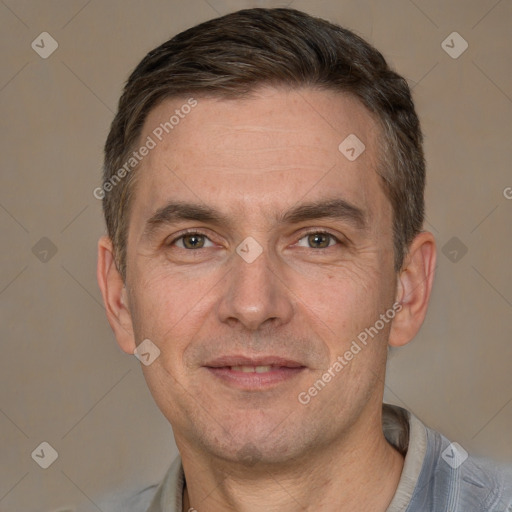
196, 422, 308, 467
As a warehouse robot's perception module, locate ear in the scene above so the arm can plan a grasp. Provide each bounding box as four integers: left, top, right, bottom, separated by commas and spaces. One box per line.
96, 236, 137, 354
388, 231, 436, 347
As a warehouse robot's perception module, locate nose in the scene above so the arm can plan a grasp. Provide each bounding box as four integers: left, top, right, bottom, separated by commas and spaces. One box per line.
216, 242, 294, 331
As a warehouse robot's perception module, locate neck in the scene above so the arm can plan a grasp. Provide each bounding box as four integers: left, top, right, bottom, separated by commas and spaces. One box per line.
180, 409, 404, 512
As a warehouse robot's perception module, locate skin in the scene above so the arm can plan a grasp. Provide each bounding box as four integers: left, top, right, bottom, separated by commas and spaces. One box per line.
97, 86, 436, 511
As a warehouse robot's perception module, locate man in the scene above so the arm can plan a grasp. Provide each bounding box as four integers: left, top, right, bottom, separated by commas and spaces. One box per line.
96, 8, 512, 512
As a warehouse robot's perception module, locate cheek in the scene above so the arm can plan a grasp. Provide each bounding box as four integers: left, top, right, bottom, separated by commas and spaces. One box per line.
127, 270, 191, 345
288, 259, 388, 330
128, 266, 222, 375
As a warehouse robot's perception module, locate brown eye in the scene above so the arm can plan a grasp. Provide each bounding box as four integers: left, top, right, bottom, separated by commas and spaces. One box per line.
297, 232, 339, 249
172, 233, 213, 249
309, 233, 331, 248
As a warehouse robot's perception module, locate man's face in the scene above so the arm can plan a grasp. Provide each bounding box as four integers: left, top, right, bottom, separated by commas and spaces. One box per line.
123, 87, 398, 463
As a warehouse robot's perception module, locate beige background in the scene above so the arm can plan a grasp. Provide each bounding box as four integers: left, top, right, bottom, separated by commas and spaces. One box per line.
1, 0, 511, 510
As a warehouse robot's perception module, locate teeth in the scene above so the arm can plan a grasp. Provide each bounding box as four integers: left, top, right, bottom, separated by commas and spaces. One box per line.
230, 365, 273, 373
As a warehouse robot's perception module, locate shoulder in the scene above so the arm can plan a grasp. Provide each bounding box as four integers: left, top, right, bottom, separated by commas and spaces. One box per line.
94, 456, 183, 511
95, 483, 159, 512
144, 454, 185, 511
411, 425, 512, 511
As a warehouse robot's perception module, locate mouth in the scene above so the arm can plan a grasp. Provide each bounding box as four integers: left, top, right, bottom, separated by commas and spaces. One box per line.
204, 356, 307, 390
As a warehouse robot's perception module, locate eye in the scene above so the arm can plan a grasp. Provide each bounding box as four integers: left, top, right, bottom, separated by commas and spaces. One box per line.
171, 232, 215, 250
296, 231, 340, 249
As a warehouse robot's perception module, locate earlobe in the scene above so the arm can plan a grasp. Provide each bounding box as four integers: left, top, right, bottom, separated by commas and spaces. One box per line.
388, 231, 436, 347
96, 236, 137, 354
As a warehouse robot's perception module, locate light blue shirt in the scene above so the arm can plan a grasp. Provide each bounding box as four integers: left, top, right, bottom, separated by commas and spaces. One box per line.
100, 404, 512, 511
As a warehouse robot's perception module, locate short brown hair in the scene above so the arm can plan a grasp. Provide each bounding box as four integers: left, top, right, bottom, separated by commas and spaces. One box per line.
103, 7, 425, 279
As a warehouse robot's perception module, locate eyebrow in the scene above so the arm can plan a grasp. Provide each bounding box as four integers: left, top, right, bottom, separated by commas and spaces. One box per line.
143, 202, 230, 241
142, 198, 367, 241
280, 198, 367, 229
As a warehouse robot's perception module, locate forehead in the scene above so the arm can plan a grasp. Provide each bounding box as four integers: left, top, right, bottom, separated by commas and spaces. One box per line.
129, 87, 389, 232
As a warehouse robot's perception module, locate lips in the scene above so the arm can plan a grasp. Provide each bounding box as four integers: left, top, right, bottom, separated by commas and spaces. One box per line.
205, 355, 305, 369
204, 355, 306, 390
